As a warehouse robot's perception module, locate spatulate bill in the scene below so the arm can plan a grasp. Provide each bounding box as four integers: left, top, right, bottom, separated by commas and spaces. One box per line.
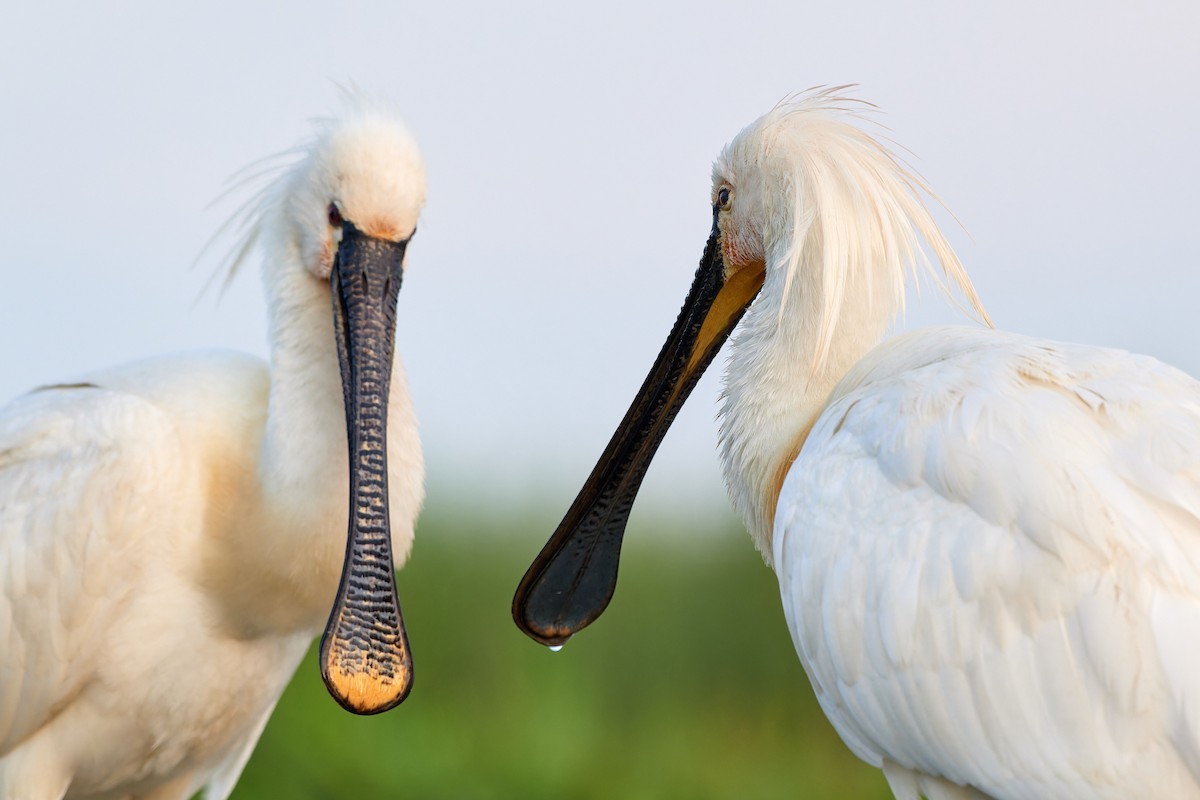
513, 210, 764, 645
321, 222, 413, 714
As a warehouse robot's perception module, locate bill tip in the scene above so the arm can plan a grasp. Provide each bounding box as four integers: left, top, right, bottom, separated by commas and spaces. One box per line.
322, 656, 412, 715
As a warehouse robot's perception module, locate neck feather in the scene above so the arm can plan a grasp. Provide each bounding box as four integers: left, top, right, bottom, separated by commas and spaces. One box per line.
211, 240, 424, 634
718, 243, 898, 564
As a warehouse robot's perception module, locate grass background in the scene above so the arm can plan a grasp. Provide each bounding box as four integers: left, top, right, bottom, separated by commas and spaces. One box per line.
231, 507, 892, 799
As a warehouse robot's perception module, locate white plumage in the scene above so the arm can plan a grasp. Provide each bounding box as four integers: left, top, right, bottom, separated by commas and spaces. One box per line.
0, 100, 425, 798
515, 87, 1200, 799
776, 328, 1200, 798
725, 91, 1200, 798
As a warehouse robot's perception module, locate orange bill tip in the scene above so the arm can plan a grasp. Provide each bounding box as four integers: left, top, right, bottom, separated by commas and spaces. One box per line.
321, 637, 412, 715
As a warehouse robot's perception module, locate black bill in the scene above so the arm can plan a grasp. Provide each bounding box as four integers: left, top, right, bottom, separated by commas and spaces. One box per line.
513, 209, 764, 646
320, 221, 414, 714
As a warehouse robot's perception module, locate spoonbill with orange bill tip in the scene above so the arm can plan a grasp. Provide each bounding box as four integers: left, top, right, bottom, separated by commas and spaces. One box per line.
0, 96, 425, 799
513, 86, 1200, 798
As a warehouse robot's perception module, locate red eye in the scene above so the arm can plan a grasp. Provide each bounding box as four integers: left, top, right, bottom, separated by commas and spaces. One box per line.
328, 204, 344, 227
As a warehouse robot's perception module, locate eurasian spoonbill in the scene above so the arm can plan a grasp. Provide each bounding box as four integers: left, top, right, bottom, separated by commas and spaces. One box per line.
514, 87, 1200, 798
0, 99, 425, 799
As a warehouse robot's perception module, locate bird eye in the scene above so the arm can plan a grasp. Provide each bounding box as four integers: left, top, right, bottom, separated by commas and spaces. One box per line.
717, 187, 731, 208
327, 203, 344, 228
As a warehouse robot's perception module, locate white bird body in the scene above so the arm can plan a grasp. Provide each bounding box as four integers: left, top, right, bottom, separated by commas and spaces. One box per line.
0, 103, 425, 799
774, 327, 1200, 798
515, 88, 1200, 799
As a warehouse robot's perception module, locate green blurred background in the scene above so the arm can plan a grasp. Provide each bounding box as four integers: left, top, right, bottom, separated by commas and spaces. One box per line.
231, 506, 892, 799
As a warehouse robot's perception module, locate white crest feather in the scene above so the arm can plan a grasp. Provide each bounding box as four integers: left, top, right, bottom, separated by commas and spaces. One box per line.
196, 88, 417, 299
715, 86, 994, 559
722, 85, 991, 375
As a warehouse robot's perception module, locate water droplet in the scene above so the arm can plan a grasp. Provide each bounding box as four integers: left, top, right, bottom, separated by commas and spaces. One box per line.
548, 644, 564, 653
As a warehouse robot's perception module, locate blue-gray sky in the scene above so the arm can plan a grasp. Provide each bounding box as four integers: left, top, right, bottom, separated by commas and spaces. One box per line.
2, 0, 1197, 528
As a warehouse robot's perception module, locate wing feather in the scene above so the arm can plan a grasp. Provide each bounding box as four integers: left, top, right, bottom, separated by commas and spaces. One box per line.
776, 327, 1200, 798
0, 384, 180, 757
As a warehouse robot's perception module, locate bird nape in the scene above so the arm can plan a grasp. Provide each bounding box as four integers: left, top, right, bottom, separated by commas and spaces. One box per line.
514, 86, 1200, 799
0, 96, 426, 799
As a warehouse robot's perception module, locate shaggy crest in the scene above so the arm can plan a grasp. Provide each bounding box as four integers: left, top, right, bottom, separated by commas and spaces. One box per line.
714, 85, 991, 373
198, 90, 423, 295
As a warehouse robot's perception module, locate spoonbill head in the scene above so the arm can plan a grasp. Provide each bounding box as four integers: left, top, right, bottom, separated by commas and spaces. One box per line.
515, 89, 1200, 797
270, 113, 426, 280
275, 106, 427, 716
1, 98, 426, 799
513, 88, 984, 643
227, 101, 427, 714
